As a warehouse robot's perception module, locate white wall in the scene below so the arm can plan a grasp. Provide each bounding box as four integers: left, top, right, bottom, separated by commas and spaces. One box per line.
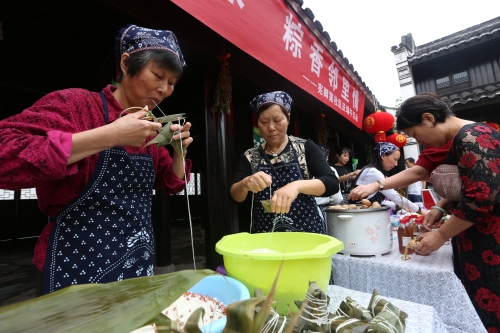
393, 49, 416, 102
403, 138, 420, 160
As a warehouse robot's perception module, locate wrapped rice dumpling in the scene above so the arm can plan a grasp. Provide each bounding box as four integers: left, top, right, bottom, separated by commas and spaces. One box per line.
341, 296, 373, 321
330, 314, 370, 332
294, 282, 332, 332
367, 289, 408, 333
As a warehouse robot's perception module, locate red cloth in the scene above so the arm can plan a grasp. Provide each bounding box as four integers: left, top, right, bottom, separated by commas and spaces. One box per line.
0, 85, 191, 270
415, 140, 453, 173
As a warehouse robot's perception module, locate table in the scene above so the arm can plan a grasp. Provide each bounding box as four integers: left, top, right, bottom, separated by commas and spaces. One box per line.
331, 233, 486, 333
327, 285, 449, 333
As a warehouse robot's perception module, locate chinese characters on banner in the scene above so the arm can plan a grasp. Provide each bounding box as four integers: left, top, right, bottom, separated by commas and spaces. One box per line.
171, 0, 365, 128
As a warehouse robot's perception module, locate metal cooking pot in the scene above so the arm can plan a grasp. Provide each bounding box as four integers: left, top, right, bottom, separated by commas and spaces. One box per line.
324, 205, 392, 257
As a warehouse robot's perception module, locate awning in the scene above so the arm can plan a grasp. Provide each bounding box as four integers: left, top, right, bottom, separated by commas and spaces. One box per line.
171, 0, 365, 128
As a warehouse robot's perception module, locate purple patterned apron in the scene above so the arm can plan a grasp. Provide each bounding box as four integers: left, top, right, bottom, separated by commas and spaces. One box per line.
42, 92, 155, 294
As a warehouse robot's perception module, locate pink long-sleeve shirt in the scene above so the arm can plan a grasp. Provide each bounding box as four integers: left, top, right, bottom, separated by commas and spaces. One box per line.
0, 84, 191, 217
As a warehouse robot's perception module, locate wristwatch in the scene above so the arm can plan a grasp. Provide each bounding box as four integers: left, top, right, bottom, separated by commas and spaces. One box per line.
377, 180, 384, 190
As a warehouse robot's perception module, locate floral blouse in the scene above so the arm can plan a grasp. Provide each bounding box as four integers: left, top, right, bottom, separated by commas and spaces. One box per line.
448, 123, 500, 330
450, 123, 500, 223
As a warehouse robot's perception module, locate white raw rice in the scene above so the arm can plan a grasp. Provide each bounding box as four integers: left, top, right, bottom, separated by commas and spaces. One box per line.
162, 291, 227, 331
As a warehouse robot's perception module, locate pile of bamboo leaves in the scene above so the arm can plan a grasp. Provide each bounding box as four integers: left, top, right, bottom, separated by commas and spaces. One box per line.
0, 264, 311, 333
0, 269, 213, 333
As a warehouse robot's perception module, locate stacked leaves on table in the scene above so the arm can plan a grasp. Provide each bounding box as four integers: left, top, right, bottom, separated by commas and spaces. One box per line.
0, 269, 213, 333
329, 288, 407, 333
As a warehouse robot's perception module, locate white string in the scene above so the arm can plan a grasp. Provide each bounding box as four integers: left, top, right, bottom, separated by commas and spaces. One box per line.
177, 115, 196, 270
148, 99, 196, 269
370, 296, 402, 332
261, 308, 287, 333
250, 192, 254, 234
300, 292, 333, 329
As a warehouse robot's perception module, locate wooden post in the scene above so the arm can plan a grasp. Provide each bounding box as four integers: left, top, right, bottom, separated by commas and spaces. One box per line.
153, 191, 172, 267
202, 59, 239, 270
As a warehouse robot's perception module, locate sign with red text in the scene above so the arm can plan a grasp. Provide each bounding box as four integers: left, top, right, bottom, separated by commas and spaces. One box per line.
171, 0, 365, 128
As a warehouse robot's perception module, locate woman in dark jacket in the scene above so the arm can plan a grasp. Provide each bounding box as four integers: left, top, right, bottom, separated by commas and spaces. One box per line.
230, 91, 339, 234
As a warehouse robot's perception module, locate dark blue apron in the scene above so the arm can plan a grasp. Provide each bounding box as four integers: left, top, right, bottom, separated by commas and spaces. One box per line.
251, 143, 326, 234
42, 92, 156, 294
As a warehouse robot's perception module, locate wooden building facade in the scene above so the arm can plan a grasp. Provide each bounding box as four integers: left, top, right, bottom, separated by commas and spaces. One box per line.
0, 0, 381, 268
392, 16, 500, 125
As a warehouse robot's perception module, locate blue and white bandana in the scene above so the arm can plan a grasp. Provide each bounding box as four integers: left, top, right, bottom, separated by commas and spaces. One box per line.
249, 91, 293, 113
374, 142, 399, 157
116, 24, 186, 67
318, 144, 330, 160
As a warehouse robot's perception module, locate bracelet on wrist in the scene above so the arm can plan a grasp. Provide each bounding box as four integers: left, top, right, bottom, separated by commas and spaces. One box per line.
431, 206, 447, 215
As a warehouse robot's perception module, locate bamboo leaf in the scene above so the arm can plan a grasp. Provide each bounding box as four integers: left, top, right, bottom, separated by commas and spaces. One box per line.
156, 324, 181, 332
252, 260, 283, 333
222, 297, 266, 333
283, 299, 306, 333
169, 137, 184, 157
146, 122, 174, 147
183, 307, 204, 333
145, 122, 184, 157
0, 269, 214, 333
260, 200, 272, 213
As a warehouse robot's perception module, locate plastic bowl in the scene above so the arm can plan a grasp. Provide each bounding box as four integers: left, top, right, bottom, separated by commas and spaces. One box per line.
187, 275, 250, 333
215, 232, 344, 315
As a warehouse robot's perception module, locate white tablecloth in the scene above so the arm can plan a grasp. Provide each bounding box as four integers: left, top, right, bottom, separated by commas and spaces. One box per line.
327, 285, 449, 333
331, 233, 486, 333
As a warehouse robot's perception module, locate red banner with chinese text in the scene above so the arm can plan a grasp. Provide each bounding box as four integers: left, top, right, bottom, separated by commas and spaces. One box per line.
171, 0, 365, 128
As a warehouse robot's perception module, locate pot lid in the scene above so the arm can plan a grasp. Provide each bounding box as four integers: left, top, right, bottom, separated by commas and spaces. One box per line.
324, 205, 390, 213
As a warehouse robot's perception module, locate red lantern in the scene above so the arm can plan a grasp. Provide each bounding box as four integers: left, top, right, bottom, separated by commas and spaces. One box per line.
386, 133, 407, 148
485, 122, 500, 131
363, 111, 395, 142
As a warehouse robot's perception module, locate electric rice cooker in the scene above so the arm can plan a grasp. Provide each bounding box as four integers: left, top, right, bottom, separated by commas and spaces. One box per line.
324, 205, 392, 257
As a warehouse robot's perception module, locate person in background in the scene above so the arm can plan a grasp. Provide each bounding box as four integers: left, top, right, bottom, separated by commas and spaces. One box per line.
348, 92, 454, 204
349, 141, 452, 201
333, 147, 360, 204
351, 142, 426, 215
395, 92, 500, 330
404, 157, 426, 203
229, 91, 338, 234
0, 24, 193, 295
315, 145, 343, 219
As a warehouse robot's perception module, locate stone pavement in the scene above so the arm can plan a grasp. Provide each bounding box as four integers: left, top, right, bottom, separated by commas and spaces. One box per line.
0, 223, 206, 307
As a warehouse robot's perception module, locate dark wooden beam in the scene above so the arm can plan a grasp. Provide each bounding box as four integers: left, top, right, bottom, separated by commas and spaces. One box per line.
202, 60, 239, 270
152, 191, 172, 267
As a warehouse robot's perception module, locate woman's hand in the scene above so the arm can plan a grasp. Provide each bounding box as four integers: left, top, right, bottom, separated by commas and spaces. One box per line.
348, 182, 378, 201
111, 109, 162, 147
243, 172, 272, 194
271, 182, 300, 214
171, 121, 193, 154
414, 230, 448, 255
351, 169, 361, 179
419, 208, 429, 216
423, 208, 444, 231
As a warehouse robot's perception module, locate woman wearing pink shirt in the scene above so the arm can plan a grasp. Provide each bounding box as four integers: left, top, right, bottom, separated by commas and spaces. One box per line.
0, 24, 193, 294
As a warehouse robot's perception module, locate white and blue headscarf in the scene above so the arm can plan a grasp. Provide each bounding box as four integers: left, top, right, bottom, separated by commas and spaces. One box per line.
374, 142, 399, 157
249, 91, 293, 113
318, 144, 331, 160
116, 24, 186, 67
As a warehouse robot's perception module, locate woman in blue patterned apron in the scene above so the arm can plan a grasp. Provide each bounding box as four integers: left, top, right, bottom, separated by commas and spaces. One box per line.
229, 91, 339, 234
0, 24, 193, 295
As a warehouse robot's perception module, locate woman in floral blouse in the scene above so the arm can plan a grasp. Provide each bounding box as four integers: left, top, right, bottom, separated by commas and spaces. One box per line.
396, 92, 500, 331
